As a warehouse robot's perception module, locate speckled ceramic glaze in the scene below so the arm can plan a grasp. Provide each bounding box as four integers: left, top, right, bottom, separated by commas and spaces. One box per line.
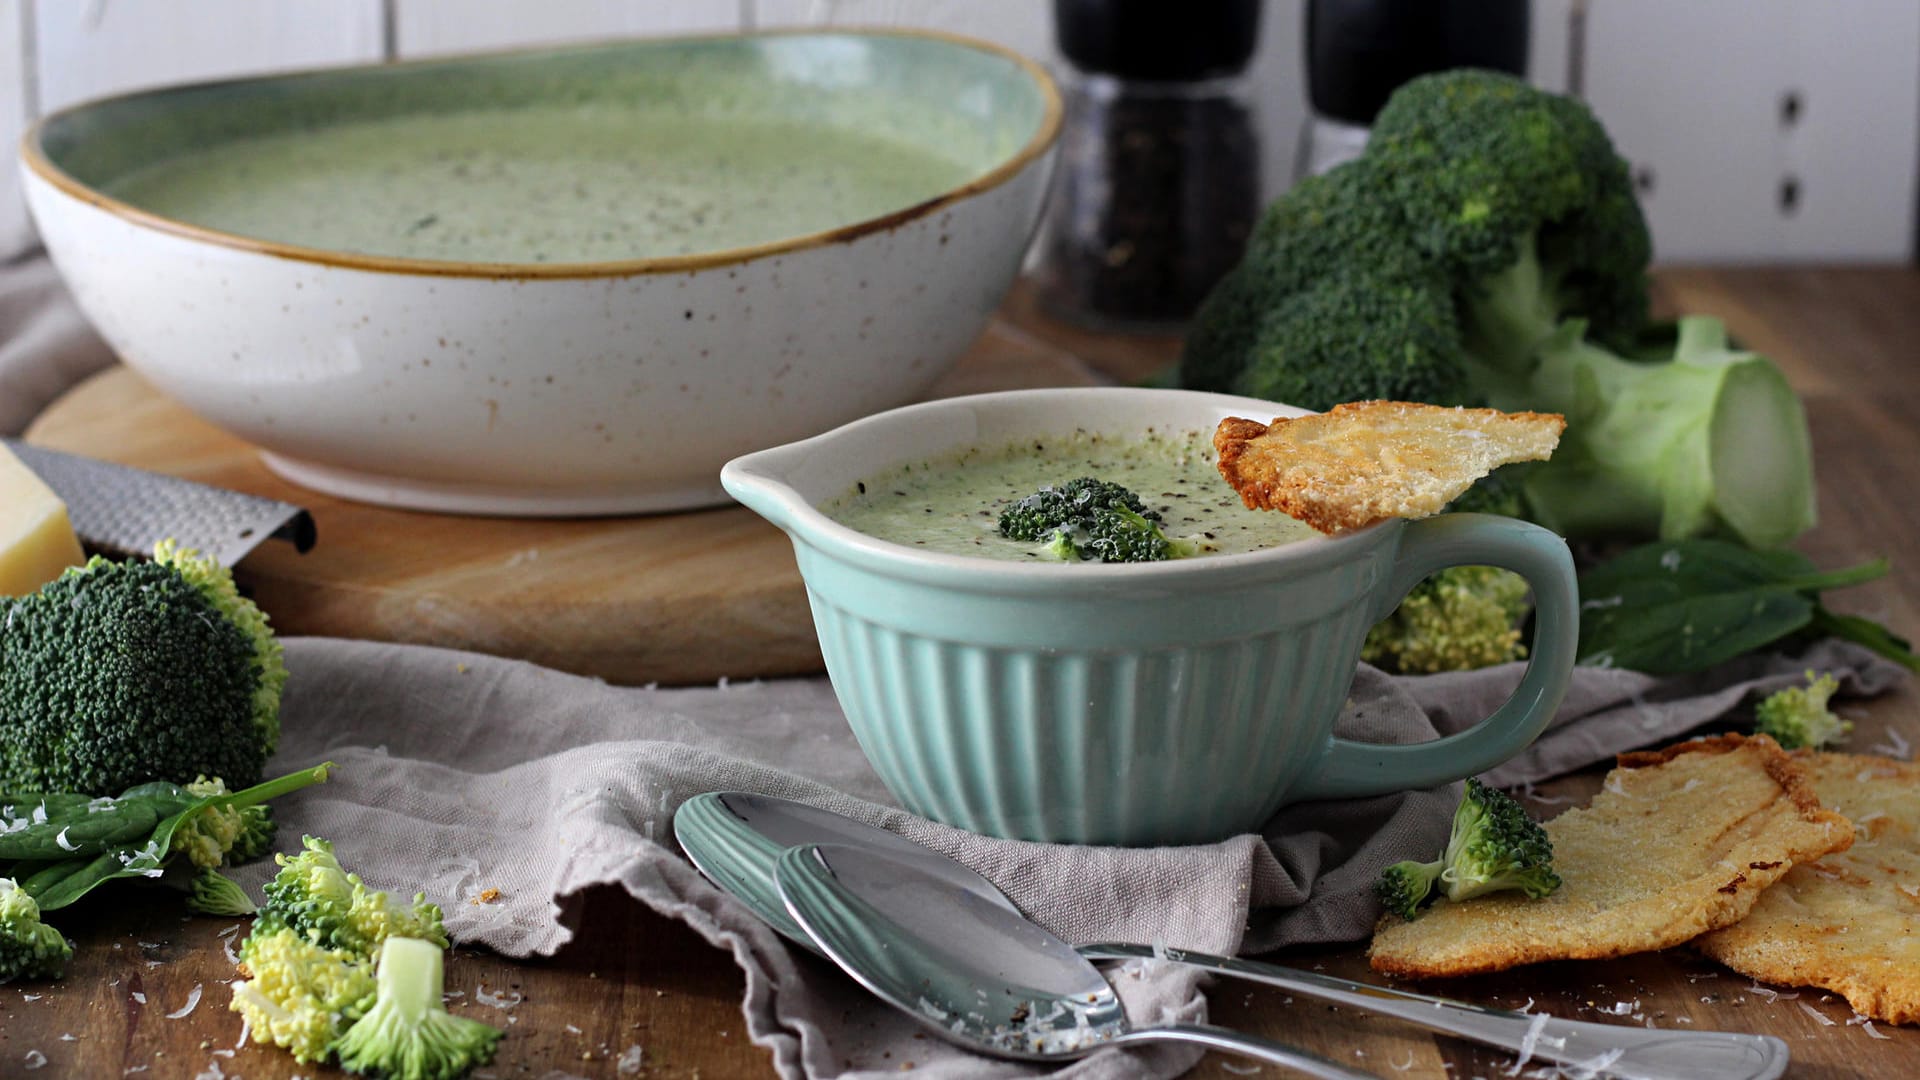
22, 31, 1060, 514
723, 388, 1580, 845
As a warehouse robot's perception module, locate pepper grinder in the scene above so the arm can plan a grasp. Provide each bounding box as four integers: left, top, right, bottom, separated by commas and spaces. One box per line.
1034, 0, 1265, 331
1299, 0, 1530, 178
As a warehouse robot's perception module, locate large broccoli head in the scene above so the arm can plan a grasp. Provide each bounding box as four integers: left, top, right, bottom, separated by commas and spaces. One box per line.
1367, 69, 1652, 370
1182, 161, 1469, 405
1181, 68, 1651, 410
0, 544, 284, 795
1234, 267, 1476, 412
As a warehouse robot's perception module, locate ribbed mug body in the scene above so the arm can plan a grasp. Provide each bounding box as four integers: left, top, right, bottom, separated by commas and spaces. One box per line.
792, 526, 1398, 844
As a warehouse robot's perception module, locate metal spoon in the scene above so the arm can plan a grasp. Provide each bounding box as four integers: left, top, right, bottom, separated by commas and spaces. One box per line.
673, 790, 1021, 952
675, 791, 1791, 1080
777, 842, 1377, 1077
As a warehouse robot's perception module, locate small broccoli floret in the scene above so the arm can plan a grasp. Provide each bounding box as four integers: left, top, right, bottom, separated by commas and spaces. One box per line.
188, 868, 257, 917
1375, 779, 1559, 919
232, 926, 378, 1064
0, 877, 69, 983
1439, 779, 1561, 904
0, 542, 284, 795
253, 836, 449, 957
997, 477, 1155, 542
1755, 670, 1852, 751
997, 479, 1204, 563
1363, 480, 1533, 674
174, 777, 277, 869
1081, 507, 1205, 564
1084, 507, 1171, 563
1373, 859, 1446, 922
257, 835, 354, 939
1363, 565, 1531, 674
330, 936, 503, 1080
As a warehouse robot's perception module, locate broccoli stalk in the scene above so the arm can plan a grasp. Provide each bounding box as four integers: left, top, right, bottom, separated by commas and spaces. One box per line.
0, 877, 69, 983
329, 936, 504, 1080
1375, 779, 1561, 920
188, 868, 258, 917
1511, 318, 1816, 549
1755, 670, 1852, 751
1039, 530, 1080, 562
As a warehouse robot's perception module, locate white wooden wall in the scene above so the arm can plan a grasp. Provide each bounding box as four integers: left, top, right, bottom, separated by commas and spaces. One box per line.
1, 0, 1915, 264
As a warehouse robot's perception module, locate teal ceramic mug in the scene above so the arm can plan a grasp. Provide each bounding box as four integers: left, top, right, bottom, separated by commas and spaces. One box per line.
722, 388, 1577, 846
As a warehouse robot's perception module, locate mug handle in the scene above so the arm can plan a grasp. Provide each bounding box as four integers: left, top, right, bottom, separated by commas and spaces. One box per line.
1288, 513, 1578, 802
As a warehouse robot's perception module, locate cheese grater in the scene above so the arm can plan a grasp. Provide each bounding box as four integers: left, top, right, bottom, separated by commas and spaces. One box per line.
4, 438, 316, 567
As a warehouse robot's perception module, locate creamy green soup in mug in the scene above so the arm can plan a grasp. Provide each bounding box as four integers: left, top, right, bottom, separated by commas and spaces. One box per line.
824, 428, 1317, 561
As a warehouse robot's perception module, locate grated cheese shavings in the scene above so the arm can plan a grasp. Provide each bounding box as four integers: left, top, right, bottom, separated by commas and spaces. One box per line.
1504, 1012, 1552, 1075
1798, 1001, 1837, 1027
1870, 728, 1912, 760
474, 984, 523, 1010
165, 984, 203, 1019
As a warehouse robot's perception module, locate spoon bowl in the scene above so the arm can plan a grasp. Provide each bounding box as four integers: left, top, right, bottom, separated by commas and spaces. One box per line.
673, 790, 1017, 952
776, 842, 1375, 1076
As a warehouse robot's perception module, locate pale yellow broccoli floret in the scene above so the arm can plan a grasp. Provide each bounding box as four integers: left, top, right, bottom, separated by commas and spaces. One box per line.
230, 926, 376, 1063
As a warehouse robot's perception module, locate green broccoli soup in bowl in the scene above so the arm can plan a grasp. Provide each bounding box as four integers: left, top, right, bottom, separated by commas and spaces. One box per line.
822, 427, 1317, 562
721, 388, 1579, 845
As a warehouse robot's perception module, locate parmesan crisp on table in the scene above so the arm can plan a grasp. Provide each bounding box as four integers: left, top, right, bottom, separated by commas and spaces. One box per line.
1694, 752, 1920, 1025
1369, 734, 1854, 978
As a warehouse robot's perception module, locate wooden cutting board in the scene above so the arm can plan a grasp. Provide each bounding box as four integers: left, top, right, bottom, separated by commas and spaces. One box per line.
25, 320, 1104, 685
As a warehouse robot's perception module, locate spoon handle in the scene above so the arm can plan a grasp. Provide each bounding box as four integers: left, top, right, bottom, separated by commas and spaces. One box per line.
1079, 943, 1788, 1080
1108, 1023, 1379, 1079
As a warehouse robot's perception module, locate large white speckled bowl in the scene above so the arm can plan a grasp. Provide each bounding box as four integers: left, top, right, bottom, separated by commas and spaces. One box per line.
22, 30, 1060, 515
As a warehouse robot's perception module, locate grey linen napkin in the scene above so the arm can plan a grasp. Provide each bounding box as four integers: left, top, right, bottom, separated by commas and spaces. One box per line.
239, 636, 1907, 1080
0, 255, 114, 437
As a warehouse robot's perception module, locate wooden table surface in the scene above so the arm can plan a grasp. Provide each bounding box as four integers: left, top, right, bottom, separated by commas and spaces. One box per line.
6, 267, 1917, 1079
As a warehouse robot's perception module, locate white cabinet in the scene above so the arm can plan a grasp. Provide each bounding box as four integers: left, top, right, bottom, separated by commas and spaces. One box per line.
1581, 0, 1919, 263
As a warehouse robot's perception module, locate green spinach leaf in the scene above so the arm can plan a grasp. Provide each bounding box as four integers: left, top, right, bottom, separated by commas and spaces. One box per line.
1576, 540, 1914, 674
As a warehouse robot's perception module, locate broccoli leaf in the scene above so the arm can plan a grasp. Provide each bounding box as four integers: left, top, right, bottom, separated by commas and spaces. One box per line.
24, 762, 332, 911
1576, 541, 1909, 674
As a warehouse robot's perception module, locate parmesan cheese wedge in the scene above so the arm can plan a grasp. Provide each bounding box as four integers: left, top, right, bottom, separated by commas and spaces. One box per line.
0, 443, 86, 596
